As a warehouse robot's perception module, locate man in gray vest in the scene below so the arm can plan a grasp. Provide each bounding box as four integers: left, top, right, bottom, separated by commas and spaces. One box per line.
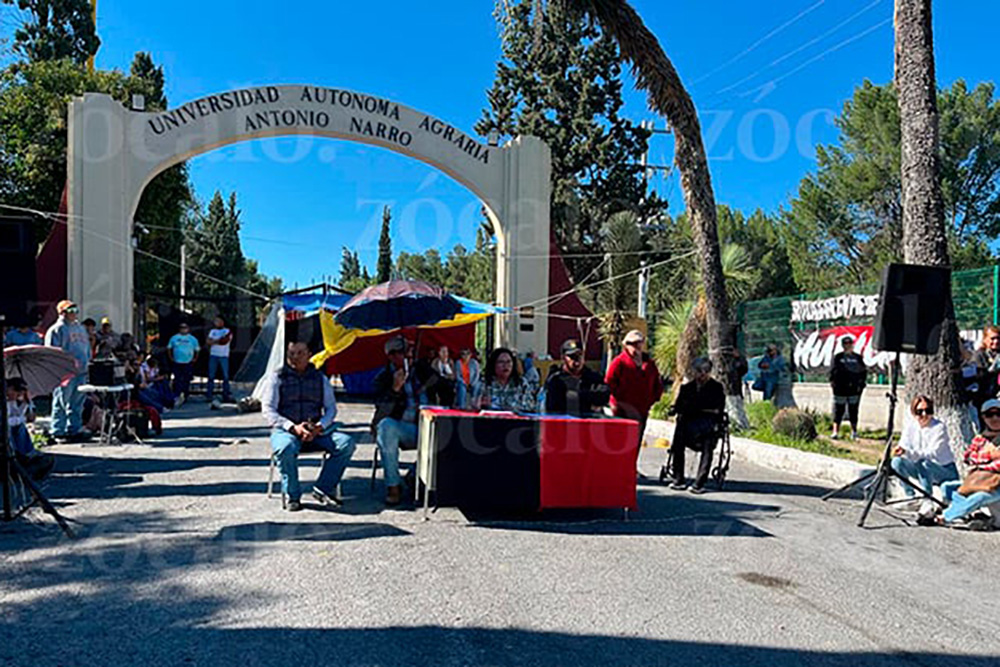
263, 342, 356, 511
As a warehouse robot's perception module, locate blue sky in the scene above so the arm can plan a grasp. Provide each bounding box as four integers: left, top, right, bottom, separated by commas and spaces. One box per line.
83, 1, 1000, 288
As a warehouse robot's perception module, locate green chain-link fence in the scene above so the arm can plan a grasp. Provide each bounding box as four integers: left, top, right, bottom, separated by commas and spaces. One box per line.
738, 265, 999, 383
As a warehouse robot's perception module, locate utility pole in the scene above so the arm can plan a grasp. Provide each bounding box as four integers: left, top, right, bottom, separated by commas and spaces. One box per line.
179, 243, 186, 312
637, 260, 649, 320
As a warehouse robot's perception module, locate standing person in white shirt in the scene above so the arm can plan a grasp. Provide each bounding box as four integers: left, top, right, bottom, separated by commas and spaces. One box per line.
891, 395, 960, 497
206, 316, 233, 405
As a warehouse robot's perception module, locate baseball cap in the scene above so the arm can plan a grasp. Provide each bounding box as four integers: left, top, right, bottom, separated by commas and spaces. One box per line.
560, 339, 582, 357
981, 399, 1000, 414
623, 329, 645, 345
56, 299, 77, 314
100, 316, 111, 325
384, 336, 407, 355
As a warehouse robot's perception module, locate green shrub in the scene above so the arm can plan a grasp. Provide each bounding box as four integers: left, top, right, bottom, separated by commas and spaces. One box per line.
772, 408, 818, 441
746, 400, 778, 431
648, 393, 674, 421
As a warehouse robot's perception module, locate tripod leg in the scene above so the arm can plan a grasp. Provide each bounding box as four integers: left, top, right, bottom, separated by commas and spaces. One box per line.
822, 469, 877, 501
857, 470, 888, 527
9, 458, 75, 538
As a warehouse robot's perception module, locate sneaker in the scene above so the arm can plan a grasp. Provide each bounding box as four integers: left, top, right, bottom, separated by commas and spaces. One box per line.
830, 432, 840, 440
175, 395, 185, 408
312, 487, 342, 507
210, 399, 222, 410
669, 480, 688, 491
286, 499, 303, 512
689, 485, 707, 495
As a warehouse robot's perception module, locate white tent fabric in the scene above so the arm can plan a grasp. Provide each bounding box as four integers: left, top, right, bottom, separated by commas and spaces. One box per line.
251, 305, 286, 402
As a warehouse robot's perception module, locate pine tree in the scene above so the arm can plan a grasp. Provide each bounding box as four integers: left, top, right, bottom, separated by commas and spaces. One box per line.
478, 0, 664, 281
377, 205, 393, 283
187, 191, 247, 322
4, 0, 100, 64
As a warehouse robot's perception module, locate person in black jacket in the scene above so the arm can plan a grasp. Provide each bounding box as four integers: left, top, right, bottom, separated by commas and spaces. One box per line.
668, 357, 726, 494
829, 336, 867, 440
371, 336, 418, 505
544, 339, 611, 416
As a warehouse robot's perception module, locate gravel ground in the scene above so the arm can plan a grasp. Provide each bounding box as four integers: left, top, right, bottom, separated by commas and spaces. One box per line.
2, 398, 999, 667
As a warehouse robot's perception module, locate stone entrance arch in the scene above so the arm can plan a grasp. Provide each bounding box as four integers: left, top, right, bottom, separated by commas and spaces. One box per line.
67, 84, 550, 352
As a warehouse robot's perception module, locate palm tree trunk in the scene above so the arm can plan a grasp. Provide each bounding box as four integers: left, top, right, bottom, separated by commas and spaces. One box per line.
674, 296, 706, 395
895, 0, 971, 452
564, 0, 742, 424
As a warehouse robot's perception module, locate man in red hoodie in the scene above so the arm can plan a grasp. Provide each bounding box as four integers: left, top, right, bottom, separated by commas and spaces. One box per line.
605, 329, 664, 465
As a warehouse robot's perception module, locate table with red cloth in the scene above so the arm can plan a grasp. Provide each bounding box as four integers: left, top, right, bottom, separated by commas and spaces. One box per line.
417, 408, 638, 516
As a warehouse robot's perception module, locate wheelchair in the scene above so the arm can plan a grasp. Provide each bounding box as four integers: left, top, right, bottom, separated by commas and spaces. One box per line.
658, 413, 732, 490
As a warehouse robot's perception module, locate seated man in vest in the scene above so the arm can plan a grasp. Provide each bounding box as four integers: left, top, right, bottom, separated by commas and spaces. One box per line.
372, 336, 419, 505
263, 342, 356, 511
544, 339, 611, 416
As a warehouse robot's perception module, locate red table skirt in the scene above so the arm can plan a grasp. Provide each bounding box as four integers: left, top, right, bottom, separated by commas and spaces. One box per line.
539, 417, 638, 510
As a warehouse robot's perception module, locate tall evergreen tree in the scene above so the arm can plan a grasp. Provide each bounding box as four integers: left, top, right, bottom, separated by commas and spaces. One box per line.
377, 205, 393, 283
129, 52, 193, 299
478, 0, 664, 282
186, 191, 247, 322
3, 0, 100, 64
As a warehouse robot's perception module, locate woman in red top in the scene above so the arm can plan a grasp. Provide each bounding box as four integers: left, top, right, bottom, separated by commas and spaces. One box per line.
605, 329, 664, 463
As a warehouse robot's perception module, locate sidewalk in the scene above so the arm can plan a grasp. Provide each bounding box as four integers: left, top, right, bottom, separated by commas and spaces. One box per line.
643, 418, 874, 488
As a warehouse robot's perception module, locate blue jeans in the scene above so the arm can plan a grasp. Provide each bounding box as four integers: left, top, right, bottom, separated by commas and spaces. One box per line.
10, 424, 35, 455
456, 382, 469, 410
891, 457, 960, 497
270, 429, 356, 502
207, 356, 230, 401
942, 480, 1000, 523
52, 373, 87, 436
376, 418, 417, 487
172, 362, 194, 398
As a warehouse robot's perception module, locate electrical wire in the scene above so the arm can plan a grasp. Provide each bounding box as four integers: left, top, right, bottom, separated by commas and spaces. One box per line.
689, 0, 828, 86
710, 0, 884, 97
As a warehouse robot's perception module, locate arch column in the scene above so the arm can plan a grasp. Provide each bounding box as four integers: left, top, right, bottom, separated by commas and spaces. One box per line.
495, 136, 551, 356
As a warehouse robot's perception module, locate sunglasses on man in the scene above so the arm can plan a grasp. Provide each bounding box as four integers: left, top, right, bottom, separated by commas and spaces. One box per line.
983, 410, 1000, 419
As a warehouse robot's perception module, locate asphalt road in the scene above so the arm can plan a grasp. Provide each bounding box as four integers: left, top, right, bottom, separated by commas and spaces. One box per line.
2, 399, 998, 666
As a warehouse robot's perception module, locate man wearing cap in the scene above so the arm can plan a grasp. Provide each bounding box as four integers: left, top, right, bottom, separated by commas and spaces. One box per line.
95, 317, 119, 358
167, 322, 200, 405
371, 336, 418, 505
606, 329, 663, 461
44, 300, 92, 441
263, 342, 356, 512
544, 339, 610, 416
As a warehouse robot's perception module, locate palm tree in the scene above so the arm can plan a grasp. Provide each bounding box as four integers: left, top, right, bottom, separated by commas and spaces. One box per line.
596, 211, 643, 353
673, 243, 759, 428
653, 299, 694, 380
895, 0, 971, 445
549, 0, 736, 403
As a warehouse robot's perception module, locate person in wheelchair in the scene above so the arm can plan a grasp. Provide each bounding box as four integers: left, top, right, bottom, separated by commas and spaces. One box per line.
667, 357, 725, 494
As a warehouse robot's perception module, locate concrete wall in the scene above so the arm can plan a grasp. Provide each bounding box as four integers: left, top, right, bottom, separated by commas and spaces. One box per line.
748, 382, 892, 431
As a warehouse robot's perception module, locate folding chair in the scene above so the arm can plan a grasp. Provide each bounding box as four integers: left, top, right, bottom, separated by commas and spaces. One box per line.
267, 448, 336, 509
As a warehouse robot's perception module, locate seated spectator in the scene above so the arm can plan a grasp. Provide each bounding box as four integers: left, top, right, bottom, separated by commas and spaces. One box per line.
95, 317, 119, 358
139, 356, 175, 412
372, 336, 419, 505
4, 325, 42, 347
263, 342, 356, 512
454, 348, 481, 409
523, 350, 540, 386
471, 347, 539, 412
82, 318, 98, 357
5, 377, 54, 480
114, 332, 141, 375
891, 395, 959, 498
429, 345, 456, 407
932, 399, 1000, 526
668, 358, 725, 494
544, 339, 610, 416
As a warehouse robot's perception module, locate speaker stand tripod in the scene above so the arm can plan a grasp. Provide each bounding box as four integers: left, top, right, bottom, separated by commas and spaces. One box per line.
1, 322, 74, 537
821, 354, 945, 528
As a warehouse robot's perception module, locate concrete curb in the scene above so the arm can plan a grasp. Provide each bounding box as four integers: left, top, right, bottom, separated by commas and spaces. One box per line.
643, 418, 875, 488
